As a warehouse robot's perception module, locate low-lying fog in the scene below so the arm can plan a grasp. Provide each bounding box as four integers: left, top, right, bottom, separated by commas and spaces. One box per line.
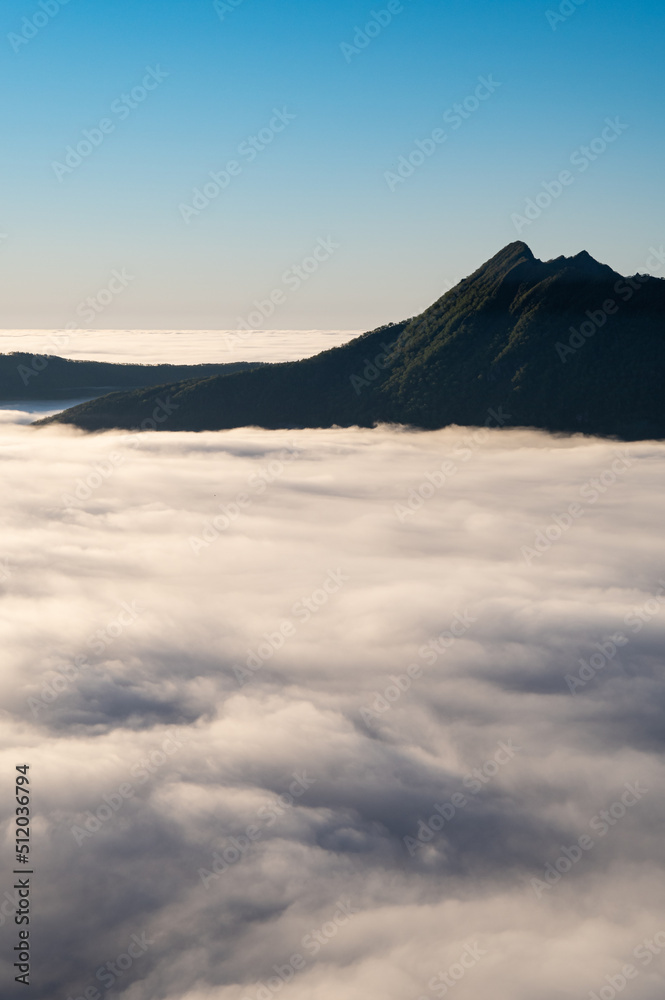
0, 329, 357, 366
1, 415, 663, 1000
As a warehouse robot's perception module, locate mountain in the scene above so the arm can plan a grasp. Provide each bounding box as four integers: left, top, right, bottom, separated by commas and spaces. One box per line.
0, 353, 261, 400
39, 242, 665, 439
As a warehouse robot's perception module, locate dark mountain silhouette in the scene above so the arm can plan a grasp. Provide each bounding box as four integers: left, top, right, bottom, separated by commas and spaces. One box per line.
0, 353, 260, 401
39, 242, 665, 439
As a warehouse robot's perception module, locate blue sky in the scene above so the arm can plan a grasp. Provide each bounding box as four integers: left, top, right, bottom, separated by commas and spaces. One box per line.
0, 0, 662, 329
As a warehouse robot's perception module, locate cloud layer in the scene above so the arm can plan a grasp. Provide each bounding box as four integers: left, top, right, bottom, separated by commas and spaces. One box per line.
1, 418, 664, 1000
0, 330, 356, 366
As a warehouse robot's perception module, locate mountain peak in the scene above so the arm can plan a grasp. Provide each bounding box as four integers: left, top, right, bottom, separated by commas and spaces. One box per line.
506, 240, 535, 258
486, 241, 536, 270
444, 242, 537, 293
548, 248, 617, 279
41, 243, 665, 441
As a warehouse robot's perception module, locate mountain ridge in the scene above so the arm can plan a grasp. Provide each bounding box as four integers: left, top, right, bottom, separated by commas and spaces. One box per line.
38, 243, 665, 439
0, 353, 264, 401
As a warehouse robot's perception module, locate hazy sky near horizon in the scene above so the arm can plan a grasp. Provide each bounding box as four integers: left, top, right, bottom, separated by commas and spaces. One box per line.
0, 0, 663, 329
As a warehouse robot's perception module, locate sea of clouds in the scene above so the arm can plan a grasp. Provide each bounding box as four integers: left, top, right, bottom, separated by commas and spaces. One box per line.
0, 409, 664, 1000
0, 330, 357, 366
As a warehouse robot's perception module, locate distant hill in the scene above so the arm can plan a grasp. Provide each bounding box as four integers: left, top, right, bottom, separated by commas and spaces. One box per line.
0, 353, 261, 400
40, 243, 665, 439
